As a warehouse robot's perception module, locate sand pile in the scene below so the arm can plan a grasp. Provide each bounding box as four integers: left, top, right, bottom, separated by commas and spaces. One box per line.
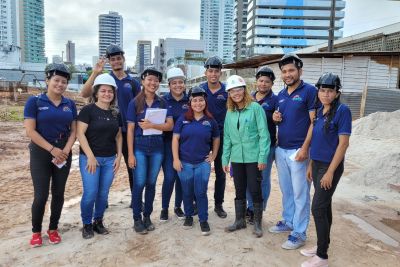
345, 110, 400, 190
352, 110, 400, 138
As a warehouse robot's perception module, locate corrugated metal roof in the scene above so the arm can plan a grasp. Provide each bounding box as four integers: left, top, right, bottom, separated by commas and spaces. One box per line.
223, 51, 400, 69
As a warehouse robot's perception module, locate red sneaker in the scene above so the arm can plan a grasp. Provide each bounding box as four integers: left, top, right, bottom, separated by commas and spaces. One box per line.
47, 230, 61, 244
30, 233, 42, 248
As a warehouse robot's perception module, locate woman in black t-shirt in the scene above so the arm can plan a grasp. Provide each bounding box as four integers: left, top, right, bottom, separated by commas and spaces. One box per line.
77, 73, 122, 239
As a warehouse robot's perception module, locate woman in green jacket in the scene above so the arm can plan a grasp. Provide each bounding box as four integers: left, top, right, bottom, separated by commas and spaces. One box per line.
223, 75, 270, 238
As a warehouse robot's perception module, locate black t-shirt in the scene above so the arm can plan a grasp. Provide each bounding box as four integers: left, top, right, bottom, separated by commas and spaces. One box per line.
78, 103, 121, 157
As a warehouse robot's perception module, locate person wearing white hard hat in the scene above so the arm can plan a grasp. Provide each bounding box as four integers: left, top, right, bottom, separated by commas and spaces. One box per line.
77, 73, 123, 239
222, 75, 270, 238
159, 67, 189, 221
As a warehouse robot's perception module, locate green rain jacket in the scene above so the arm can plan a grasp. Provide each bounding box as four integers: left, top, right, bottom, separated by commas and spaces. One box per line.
222, 101, 270, 166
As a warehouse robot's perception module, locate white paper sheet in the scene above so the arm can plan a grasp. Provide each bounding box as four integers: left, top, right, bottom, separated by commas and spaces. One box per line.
143, 108, 167, 135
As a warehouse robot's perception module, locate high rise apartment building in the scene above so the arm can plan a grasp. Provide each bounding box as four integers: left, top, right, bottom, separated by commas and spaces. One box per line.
135, 40, 151, 74
98, 11, 123, 57
19, 0, 45, 63
245, 0, 345, 56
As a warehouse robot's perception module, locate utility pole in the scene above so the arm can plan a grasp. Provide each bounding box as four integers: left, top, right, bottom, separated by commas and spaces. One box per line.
328, 0, 336, 52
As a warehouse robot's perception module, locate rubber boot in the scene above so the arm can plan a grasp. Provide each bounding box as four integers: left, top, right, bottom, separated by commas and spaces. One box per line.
253, 202, 263, 238
225, 199, 247, 232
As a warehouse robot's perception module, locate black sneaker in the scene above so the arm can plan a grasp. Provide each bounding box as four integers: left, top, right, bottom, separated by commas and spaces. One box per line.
143, 216, 155, 231
183, 216, 193, 229
214, 205, 227, 218
174, 207, 185, 219
93, 219, 109, 235
82, 224, 94, 239
134, 218, 148, 234
160, 209, 168, 222
200, 221, 210, 236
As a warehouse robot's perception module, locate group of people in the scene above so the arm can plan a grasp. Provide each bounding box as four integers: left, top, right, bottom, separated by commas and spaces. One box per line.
24, 43, 351, 267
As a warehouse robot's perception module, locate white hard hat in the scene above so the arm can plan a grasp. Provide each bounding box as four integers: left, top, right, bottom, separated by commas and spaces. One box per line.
226, 75, 246, 91
166, 67, 186, 82
92, 73, 117, 89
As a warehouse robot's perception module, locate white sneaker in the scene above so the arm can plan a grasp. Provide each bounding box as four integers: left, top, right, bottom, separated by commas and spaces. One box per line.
301, 255, 328, 267
281, 235, 305, 250
300, 245, 318, 257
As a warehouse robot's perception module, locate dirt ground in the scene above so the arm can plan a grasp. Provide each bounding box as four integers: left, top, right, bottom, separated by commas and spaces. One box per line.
0, 121, 399, 267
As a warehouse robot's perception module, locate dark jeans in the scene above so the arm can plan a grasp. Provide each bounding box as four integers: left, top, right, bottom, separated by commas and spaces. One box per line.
311, 160, 344, 260
214, 133, 226, 206
29, 141, 72, 232
231, 162, 262, 203
132, 135, 164, 220
161, 139, 183, 209
122, 131, 134, 193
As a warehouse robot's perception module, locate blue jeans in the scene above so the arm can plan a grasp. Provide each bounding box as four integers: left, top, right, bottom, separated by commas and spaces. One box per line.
275, 146, 311, 241
132, 136, 164, 220
80, 154, 115, 225
247, 146, 275, 211
178, 161, 211, 222
161, 139, 183, 209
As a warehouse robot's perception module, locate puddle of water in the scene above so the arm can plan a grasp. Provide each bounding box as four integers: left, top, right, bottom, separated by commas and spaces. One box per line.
343, 214, 399, 247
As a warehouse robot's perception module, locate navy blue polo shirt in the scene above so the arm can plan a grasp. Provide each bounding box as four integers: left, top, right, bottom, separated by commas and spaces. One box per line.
252, 91, 278, 146
310, 104, 352, 163
200, 82, 227, 131
162, 92, 189, 141
126, 96, 172, 137
110, 72, 141, 133
173, 114, 220, 164
277, 81, 317, 149
24, 93, 77, 142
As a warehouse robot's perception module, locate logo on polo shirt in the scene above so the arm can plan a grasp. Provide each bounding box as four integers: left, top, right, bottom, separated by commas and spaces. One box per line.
63, 106, 72, 112
261, 103, 269, 108
124, 83, 132, 89
182, 104, 189, 110
183, 120, 190, 124
38, 106, 49, 111
202, 120, 211, 127
292, 95, 303, 101
279, 99, 285, 103
217, 94, 226, 100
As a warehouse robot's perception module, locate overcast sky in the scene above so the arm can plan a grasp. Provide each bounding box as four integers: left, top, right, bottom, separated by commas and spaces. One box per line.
44, 0, 400, 66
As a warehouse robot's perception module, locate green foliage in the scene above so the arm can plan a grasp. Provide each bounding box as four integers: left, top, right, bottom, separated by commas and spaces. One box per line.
0, 106, 24, 122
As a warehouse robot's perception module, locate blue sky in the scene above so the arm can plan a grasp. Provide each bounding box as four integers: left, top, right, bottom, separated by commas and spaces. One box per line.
44, 0, 400, 66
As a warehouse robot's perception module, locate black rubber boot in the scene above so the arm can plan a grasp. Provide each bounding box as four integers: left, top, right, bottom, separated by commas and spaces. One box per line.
225, 199, 247, 232
253, 202, 263, 238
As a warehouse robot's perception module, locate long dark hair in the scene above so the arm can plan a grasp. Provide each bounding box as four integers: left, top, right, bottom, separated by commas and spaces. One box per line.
184, 97, 213, 121
314, 91, 341, 133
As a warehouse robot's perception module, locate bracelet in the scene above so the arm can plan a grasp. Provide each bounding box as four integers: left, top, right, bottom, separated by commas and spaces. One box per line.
49, 146, 55, 153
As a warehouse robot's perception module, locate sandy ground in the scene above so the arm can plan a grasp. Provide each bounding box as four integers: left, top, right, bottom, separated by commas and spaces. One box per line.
0, 121, 399, 267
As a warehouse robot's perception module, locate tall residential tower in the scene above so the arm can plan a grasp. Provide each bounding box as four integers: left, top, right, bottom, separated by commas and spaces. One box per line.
246, 0, 346, 56
98, 11, 123, 57
19, 0, 45, 63
200, 0, 234, 63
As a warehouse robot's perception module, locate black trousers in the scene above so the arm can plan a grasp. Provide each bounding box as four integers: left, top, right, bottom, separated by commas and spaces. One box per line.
231, 162, 262, 203
30, 141, 72, 232
122, 131, 134, 193
213, 133, 226, 205
311, 160, 344, 260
